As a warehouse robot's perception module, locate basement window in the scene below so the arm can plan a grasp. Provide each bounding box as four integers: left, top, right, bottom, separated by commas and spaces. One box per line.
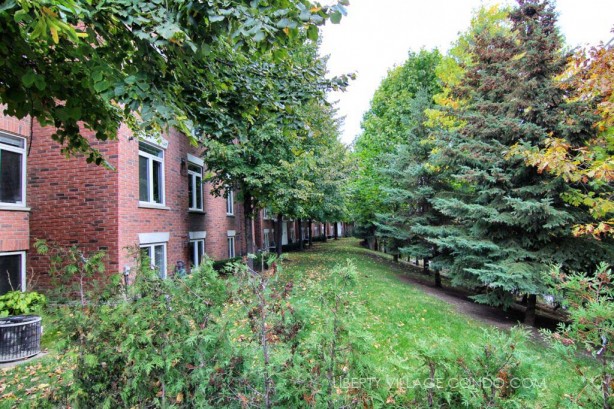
0, 252, 26, 295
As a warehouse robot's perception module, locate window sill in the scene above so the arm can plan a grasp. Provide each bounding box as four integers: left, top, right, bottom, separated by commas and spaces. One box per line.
139, 202, 171, 210
189, 209, 206, 214
226, 213, 235, 217
0, 204, 31, 212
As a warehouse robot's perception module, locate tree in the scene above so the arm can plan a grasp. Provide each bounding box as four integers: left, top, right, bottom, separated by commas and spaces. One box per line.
0, 0, 349, 164
513, 38, 614, 239
349, 49, 442, 250
419, 0, 611, 325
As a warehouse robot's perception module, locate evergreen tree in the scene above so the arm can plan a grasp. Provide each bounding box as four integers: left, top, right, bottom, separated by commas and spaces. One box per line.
417, 0, 610, 324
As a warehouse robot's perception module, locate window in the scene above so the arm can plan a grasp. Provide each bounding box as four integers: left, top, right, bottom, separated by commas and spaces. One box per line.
263, 208, 271, 220
139, 142, 165, 205
188, 163, 203, 211
0, 133, 26, 206
263, 230, 270, 250
0, 252, 26, 295
226, 189, 234, 215
227, 231, 236, 258
140, 243, 167, 278
189, 239, 205, 269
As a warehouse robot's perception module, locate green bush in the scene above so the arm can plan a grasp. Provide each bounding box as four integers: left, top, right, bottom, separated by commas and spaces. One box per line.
0, 290, 47, 317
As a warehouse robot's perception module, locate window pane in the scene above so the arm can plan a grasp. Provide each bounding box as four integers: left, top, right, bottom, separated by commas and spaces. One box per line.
139, 142, 162, 157
0, 150, 23, 204
139, 156, 149, 202
0, 254, 22, 295
189, 241, 196, 267
198, 241, 205, 264
154, 245, 165, 278
153, 160, 162, 203
188, 164, 200, 173
195, 176, 202, 209
188, 174, 194, 209
0, 134, 24, 148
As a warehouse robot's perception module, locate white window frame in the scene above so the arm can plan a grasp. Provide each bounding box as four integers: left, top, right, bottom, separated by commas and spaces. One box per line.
189, 239, 205, 269
263, 208, 271, 220
0, 251, 27, 293
226, 188, 234, 216
0, 132, 27, 208
263, 229, 270, 250
138, 141, 165, 206
188, 162, 204, 212
140, 242, 167, 279
227, 230, 236, 258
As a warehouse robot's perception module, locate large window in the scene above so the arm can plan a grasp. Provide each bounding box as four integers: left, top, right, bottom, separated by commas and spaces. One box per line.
0, 133, 26, 206
140, 243, 167, 278
139, 142, 165, 205
188, 163, 203, 211
0, 252, 26, 295
263, 230, 270, 250
189, 239, 205, 269
226, 189, 234, 215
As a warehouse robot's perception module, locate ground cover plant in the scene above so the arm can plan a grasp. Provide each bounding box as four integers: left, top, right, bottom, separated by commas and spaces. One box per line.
0, 238, 603, 408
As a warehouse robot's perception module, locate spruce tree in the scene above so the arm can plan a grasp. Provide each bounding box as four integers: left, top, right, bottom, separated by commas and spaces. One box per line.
418, 0, 609, 324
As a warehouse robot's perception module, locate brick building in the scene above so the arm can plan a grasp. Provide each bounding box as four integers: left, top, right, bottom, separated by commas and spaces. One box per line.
0, 113, 348, 295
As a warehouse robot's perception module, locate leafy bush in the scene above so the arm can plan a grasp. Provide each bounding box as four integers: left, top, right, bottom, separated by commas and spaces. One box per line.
542, 262, 613, 409
0, 291, 47, 317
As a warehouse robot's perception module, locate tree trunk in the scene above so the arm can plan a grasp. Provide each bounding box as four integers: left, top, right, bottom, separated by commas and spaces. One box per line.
243, 192, 255, 269
298, 219, 304, 251
323, 223, 328, 242
308, 219, 313, 247
334, 222, 338, 240
524, 294, 537, 326
434, 271, 442, 288
423, 257, 429, 274
276, 213, 283, 256
393, 254, 399, 263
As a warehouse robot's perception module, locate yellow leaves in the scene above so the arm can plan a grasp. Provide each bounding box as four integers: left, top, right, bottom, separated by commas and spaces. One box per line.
50, 26, 59, 43
511, 52, 526, 61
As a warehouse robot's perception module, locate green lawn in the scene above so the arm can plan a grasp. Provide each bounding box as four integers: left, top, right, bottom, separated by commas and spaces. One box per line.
0, 238, 596, 407
282, 238, 595, 408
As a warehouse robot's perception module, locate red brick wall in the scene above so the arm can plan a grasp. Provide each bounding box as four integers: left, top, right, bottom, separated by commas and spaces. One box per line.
117, 128, 211, 271
0, 114, 31, 254
0, 211, 29, 252
27, 121, 120, 286
202, 183, 246, 260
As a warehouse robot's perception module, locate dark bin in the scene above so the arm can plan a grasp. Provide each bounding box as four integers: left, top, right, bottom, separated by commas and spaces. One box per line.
0, 315, 42, 362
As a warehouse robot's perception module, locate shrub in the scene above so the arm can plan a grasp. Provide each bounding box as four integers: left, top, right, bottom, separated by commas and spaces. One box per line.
0, 291, 47, 317
542, 262, 613, 409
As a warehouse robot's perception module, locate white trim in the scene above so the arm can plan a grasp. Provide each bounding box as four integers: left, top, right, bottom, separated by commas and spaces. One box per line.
227, 236, 236, 258
139, 232, 170, 245
263, 229, 270, 233
142, 135, 169, 149
0, 251, 27, 292
188, 162, 204, 212
0, 205, 30, 212
187, 153, 204, 167
189, 231, 207, 240
226, 189, 234, 215
139, 141, 165, 206
227, 230, 236, 237
0, 132, 27, 207
139, 243, 167, 279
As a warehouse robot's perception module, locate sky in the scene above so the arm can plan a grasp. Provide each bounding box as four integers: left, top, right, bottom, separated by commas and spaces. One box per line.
319, 0, 614, 145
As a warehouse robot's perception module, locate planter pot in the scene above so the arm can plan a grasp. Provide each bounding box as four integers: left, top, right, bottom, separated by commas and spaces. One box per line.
0, 315, 42, 362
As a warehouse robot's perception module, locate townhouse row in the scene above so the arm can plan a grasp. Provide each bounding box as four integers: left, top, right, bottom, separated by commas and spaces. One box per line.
0, 115, 347, 295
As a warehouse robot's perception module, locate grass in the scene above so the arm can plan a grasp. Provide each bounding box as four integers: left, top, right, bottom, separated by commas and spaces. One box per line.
282, 238, 596, 407
0, 238, 597, 408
